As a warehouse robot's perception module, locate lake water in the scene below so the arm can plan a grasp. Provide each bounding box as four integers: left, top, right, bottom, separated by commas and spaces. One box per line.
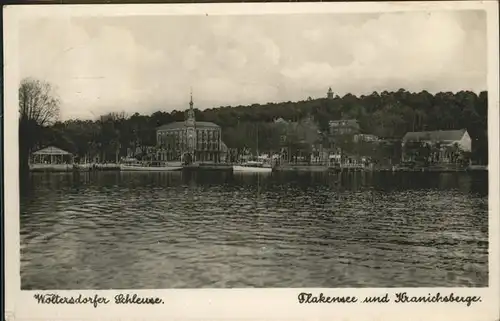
20, 170, 488, 289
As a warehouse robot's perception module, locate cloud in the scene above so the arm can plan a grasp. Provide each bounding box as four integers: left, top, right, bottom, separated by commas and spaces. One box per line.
281, 62, 336, 86
302, 28, 323, 43
20, 20, 165, 119
183, 45, 206, 71
279, 11, 484, 99
18, 10, 487, 120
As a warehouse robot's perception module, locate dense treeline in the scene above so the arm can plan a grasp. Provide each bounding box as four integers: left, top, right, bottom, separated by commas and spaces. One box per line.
19, 78, 60, 173
20, 78, 488, 166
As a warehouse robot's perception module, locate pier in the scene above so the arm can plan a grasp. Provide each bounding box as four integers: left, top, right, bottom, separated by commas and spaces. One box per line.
29, 163, 121, 172
273, 162, 367, 173
182, 163, 233, 172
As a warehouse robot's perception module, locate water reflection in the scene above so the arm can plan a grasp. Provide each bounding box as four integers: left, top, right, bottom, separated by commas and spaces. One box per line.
20, 171, 488, 289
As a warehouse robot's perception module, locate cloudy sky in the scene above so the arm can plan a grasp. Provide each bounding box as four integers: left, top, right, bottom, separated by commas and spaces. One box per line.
19, 10, 486, 120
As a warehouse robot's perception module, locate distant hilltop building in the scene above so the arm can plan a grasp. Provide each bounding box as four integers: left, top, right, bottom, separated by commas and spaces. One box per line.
156, 92, 226, 164
327, 87, 334, 99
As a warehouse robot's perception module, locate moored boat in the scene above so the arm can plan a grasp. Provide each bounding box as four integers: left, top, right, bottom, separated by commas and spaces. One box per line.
232, 124, 273, 173
120, 160, 182, 172
233, 161, 273, 173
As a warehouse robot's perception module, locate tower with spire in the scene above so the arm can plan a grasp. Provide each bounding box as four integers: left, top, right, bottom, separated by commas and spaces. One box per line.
157, 87, 225, 164
186, 89, 195, 126
327, 87, 334, 99
185, 89, 197, 161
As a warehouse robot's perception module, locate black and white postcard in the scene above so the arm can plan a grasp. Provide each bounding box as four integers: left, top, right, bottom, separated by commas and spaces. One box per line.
3, 1, 499, 321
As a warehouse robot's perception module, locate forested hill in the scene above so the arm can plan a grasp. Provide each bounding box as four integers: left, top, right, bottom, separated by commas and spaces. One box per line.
40, 89, 488, 163
184, 89, 487, 137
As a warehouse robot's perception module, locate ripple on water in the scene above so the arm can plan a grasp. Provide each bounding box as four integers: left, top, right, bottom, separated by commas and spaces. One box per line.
20, 171, 488, 289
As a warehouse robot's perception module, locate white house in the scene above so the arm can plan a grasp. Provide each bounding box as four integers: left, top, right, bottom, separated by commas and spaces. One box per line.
401, 129, 472, 163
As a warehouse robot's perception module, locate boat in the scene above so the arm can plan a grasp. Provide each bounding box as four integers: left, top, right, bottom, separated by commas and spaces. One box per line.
233, 124, 273, 173
233, 160, 273, 173
120, 160, 183, 172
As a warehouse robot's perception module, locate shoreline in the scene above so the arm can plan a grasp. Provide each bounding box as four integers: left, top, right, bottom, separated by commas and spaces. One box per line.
273, 164, 487, 173
28, 164, 121, 172
26, 165, 488, 173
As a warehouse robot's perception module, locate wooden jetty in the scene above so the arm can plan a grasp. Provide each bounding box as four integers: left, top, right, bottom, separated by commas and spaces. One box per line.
29, 163, 121, 172
182, 163, 233, 172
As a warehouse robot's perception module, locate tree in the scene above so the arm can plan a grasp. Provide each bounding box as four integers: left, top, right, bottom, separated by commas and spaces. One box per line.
18, 78, 60, 172
403, 141, 431, 165
24, 88, 488, 167
19, 78, 60, 126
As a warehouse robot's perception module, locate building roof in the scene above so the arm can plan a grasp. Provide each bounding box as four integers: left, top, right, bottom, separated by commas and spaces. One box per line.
402, 129, 467, 142
329, 119, 359, 127
33, 146, 72, 155
157, 121, 220, 130
356, 133, 378, 137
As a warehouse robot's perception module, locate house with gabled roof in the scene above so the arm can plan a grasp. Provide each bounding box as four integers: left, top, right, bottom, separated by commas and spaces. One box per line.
401, 129, 472, 164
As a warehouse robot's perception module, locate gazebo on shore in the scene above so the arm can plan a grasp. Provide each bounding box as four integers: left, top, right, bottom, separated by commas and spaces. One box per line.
31, 146, 74, 165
